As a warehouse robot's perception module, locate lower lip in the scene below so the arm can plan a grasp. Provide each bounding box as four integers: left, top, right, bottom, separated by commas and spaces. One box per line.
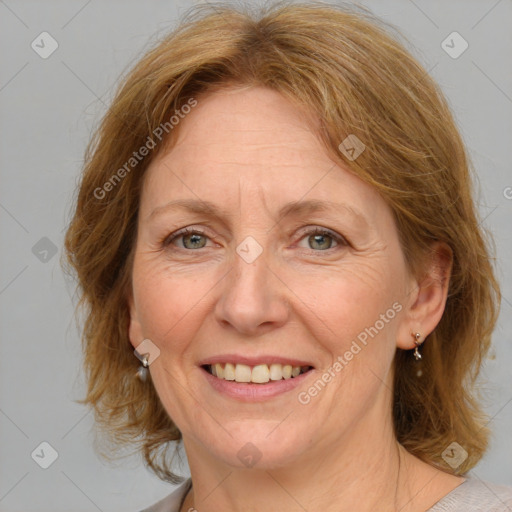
201, 367, 314, 402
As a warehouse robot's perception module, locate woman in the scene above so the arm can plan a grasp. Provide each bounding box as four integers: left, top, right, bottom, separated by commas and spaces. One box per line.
63, 2, 512, 511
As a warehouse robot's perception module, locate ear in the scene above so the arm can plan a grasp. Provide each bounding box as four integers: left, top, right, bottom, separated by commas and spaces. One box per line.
127, 288, 144, 350
396, 241, 453, 350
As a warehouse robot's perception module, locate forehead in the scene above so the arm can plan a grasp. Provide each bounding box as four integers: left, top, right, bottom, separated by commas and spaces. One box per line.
140, 86, 387, 226
160, 86, 327, 169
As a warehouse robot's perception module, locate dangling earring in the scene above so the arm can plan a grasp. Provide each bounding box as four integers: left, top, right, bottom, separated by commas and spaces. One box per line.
413, 332, 423, 360
136, 352, 150, 381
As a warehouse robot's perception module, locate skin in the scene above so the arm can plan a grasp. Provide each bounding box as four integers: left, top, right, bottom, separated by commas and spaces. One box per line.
128, 85, 463, 511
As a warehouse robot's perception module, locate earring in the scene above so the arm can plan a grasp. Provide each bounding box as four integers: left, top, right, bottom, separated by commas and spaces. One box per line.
136, 352, 150, 381
413, 332, 423, 360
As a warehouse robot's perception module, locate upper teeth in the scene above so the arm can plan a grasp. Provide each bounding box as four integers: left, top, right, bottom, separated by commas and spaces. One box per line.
209, 363, 309, 383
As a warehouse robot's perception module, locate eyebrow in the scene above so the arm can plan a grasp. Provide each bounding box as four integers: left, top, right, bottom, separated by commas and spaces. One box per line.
147, 198, 368, 228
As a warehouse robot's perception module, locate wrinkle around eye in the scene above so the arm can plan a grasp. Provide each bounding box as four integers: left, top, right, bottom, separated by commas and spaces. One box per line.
140, 216, 381, 258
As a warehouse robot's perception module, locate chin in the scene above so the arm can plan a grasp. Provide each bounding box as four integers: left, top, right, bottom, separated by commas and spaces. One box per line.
197, 421, 310, 470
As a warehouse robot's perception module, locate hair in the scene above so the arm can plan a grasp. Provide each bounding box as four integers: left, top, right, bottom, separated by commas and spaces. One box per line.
63, 1, 501, 482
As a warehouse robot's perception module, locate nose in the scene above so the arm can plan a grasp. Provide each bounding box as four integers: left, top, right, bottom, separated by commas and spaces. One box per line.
214, 246, 290, 336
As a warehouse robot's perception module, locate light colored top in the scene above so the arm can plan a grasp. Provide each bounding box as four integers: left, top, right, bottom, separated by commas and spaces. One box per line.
140, 475, 512, 512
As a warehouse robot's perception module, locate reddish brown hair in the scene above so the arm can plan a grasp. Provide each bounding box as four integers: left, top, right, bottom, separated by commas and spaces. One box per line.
63, 1, 500, 482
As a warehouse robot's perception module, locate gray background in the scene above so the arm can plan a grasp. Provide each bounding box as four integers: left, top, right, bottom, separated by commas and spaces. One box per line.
0, 0, 511, 510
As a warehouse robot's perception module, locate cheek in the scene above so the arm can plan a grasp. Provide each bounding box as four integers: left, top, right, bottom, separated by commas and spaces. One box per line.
132, 258, 212, 350
294, 259, 399, 344
301, 263, 402, 416
299, 271, 402, 399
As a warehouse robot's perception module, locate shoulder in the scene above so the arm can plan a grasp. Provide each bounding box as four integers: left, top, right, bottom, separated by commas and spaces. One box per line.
138, 478, 192, 512
428, 475, 512, 512
136, 475, 512, 512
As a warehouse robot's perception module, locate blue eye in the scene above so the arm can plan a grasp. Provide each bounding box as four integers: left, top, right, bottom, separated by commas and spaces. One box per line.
298, 228, 346, 251
163, 226, 347, 252
164, 228, 210, 249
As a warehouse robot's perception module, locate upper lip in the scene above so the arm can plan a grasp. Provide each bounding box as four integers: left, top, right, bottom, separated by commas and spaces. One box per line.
198, 354, 315, 368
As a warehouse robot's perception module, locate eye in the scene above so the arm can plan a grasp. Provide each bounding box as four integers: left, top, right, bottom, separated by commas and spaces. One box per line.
162, 226, 348, 252
296, 227, 347, 251
163, 227, 212, 250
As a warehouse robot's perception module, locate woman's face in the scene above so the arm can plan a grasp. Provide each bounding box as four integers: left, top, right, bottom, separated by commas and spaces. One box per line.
128, 86, 419, 469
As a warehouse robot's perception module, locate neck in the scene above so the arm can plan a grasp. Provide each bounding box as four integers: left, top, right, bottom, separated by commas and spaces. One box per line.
181, 407, 421, 512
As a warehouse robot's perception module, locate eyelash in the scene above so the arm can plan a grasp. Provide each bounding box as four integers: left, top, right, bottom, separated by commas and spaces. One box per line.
162, 226, 348, 252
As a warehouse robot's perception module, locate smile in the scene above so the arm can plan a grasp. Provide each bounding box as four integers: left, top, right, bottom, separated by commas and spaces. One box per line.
203, 363, 314, 383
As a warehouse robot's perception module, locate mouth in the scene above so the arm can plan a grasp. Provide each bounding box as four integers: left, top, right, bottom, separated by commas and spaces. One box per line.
201, 362, 314, 384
